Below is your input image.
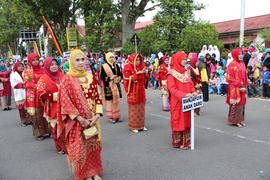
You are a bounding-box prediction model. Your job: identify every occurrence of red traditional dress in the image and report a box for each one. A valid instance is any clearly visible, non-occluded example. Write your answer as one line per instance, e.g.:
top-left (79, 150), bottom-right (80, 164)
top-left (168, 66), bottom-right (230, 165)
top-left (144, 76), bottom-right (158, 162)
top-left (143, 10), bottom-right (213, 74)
top-left (23, 53), bottom-right (50, 137)
top-left (58, 49), bottom-right (103, 180)
top-left (37, 57), bottom-right (65, 152)
top-left (167, 52), bottom-right (195, 148)
top-left (123, 53), bottom-right (147, 131)
top-left (0, 59), bottom-right (12, 110)
top-left (189, 53), bottom-right (202, 115)
top-left (10, 62), bottom-right (31, 125)
top-left (226, 49), bottom-right (248, 126)
top-left (159, 56), bottom-right (170, 111)
top-left (100, 52), bottom-right (122, 122)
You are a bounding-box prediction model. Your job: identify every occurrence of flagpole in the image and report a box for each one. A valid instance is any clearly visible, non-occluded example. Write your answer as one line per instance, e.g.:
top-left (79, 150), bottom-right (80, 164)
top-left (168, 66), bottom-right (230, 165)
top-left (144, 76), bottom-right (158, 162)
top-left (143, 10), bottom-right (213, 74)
top-left (239, 0), bottom-right (246, 47)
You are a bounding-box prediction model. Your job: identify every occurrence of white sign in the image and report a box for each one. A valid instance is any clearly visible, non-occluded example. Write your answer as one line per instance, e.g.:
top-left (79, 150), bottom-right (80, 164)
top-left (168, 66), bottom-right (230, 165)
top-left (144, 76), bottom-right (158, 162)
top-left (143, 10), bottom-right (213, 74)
top-left (182, 94), bottom-right (203, 112)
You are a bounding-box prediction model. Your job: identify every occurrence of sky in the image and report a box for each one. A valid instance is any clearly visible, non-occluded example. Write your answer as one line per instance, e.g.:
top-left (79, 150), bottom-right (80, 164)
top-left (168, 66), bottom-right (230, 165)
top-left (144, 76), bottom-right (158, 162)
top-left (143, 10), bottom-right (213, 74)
top-left (78, 0), bottom-right (270, 25)
top-left (137, 0), bottom-right (270, 23)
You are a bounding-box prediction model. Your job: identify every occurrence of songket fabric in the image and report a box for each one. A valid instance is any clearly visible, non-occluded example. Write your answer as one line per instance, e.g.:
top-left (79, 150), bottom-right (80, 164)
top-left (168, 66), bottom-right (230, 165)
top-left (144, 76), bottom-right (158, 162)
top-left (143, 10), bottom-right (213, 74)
top-left (123, 53), bottom-right (146, 130)
top-left (0, 69), bottom-right (12, 108)
top-left (24, 53), bottom-right (50, 136)
top-left (159, 56), bottom-right (170, 111)
top-left (226, 49), bottom-right (248, 125)
top-left (167, 52), bottom-right (195, 148)
top-left (10, 63), bottom-right (31, 124)
top-left (36, 57), bottom-right (65, 151)
top-left (58, 49), bottom-right (103, 180)
top-left (100, 53), bottom-right (122, 120)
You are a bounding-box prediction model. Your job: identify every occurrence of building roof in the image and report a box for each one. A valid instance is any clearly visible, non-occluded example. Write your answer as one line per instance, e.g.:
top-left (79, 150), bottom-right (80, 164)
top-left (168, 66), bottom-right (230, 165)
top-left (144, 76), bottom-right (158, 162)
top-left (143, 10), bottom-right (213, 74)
top-left (134, 20), bottom-right (154, 31)
top-left (213, 14), bottom-right (270, 34)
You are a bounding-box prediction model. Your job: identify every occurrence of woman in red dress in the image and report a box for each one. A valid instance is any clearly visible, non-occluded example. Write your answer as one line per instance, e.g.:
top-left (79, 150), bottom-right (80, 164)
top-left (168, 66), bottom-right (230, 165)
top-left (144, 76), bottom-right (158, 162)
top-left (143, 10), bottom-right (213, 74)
top-left (123, 53), bottom-right (147, 133)
top-left (226, 49), bottom-right (248, 128)
top-left (159, 56), bottom-right (170, 111)
top-left (24, 53), bottom-right (50, 140)
top-left (10, 62), bottom-right (32, 126)
top-left (36, 57), bottom-right (65, 154)
top-left (0, 59), bottom-right (12, 110)
top-left (167, 51), bottom-right (197, 149)
top-left (58, 49), bottom-right (103, 180)
top-left (189, 53), bottom-right (202, 116)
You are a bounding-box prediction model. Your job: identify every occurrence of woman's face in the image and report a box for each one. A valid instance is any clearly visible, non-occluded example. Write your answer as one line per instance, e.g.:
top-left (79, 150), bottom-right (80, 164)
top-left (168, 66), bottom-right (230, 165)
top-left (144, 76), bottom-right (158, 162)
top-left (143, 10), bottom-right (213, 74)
top-left (50, 60), bottom-right (59, 73)
top-left (17, 64), bottom-right (24, 72)
top-left (135, 59), bottom-right (141, 67)
top-left (74, 53), bottom-right (86, 71)
top-left (109, 56), bottom-right (115, 63)
top-left (238, 52), bottom-right (243, 61)
top-left (0, 61), bottom-right (4, 66)
top-left (181, 58), bottom-right (187, 66)
top-left (164, 58), bottom-right (169, 64)
top-left (32, 57), bottom-right (39, 66)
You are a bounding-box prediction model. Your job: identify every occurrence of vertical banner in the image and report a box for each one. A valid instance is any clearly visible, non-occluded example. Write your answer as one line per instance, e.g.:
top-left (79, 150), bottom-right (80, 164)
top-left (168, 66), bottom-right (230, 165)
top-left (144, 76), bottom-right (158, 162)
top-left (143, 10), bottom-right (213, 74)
top-left (33, 41), bottom-right (41, 57)
top-left (42, 16), bottom-right (63, 57)
top-left (66, 27), bottom-right (78, 50)
top-left (8, 45), bottom-right (14, 57)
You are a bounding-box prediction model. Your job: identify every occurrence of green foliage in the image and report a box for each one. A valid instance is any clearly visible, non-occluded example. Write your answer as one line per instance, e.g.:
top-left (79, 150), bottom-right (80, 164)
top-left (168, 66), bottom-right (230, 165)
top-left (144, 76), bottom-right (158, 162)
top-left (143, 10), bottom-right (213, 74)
top-left (0, 0), bottom-right (39, 52)
top-left (82, 0), bottom-right (121, 52)
top-left (235, 37), bottom-right (251, 48)
top-left (154, 0), bottom-right (204, 51)
top-left (261, 28), bottom-right (270, 41)
top-left (180, 23), bottom-right (223, 53)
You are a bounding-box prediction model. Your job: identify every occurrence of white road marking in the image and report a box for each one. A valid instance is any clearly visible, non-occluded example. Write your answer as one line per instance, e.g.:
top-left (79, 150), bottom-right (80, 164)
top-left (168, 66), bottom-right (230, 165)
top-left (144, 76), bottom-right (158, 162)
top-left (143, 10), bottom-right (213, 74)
top-left (150, 113), bottom-right (270, 146)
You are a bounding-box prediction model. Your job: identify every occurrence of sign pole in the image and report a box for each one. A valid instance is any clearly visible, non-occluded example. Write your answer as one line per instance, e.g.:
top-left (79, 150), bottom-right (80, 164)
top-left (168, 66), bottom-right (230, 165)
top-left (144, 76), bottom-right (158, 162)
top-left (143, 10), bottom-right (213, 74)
top-left (135, 35), bottom-right (138, 53)
top-left (191, 109), bottom-right (195, 150)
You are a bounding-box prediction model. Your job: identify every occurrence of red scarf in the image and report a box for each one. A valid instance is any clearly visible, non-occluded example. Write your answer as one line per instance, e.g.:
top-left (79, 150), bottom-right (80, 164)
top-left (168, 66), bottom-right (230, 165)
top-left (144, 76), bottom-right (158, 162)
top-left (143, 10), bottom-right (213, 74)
top-left (171, 52), bottom-right (187, 73)
top-left (127, 53), bottom-right (145, 72)
top-left (43, 57), bottom-right (63, 84)
top-left (13, 62), bottom-right (23, 78)
top-left (27, 53), bottom-right (44, 75)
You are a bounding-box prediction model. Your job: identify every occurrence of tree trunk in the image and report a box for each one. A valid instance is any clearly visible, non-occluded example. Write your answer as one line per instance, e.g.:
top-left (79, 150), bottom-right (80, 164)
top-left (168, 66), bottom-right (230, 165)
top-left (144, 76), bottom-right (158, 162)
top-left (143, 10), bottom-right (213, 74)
top-left (121, 0), bottom-right (135, 47)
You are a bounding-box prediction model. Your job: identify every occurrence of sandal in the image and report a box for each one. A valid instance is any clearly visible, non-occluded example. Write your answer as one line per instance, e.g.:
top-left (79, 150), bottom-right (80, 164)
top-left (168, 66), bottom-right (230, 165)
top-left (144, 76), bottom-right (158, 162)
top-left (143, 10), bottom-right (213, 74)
top-left (36, 136), bottom-right (45, 141)
top-left (236, 123), bottom-right (244, 128)
top-left (57, 150), bottom-right (66, 155)
top-left (93, 175), bottom-right (102, 180)
top-left (240, 122), bottom-right (246, 127)
top-left (180, 145), bottom-right (190, 150)
top-left (21, 123), bottom-right (27, 127)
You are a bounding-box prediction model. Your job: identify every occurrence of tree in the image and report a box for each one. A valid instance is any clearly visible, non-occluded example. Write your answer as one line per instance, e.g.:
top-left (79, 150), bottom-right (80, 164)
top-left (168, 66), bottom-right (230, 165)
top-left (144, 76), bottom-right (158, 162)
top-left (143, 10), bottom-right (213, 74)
top-left (120, 0), bottom-right (160, 46)
top-left (154, 0), bottom-right (204, 51)
top-left (81, 0), bottom-right (121, 52)
top-left (180, 23), bottom-right (223, 53)
top-left (0, 0), bottom-right (38, 55)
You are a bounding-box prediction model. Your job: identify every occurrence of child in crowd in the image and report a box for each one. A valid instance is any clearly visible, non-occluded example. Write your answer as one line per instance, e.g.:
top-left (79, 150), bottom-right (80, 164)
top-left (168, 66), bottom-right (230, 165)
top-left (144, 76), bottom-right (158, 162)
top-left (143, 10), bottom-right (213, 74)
top-left (253, 63), bottom-right (261, 97)
top-left (262, 65), bottom-right (270, 98)
top-left (209, 73), bottom-right (219, 94)
top-left (247, 66), bottom-right (254, 97)
top-left (219, 73), bottom-right (228, 96)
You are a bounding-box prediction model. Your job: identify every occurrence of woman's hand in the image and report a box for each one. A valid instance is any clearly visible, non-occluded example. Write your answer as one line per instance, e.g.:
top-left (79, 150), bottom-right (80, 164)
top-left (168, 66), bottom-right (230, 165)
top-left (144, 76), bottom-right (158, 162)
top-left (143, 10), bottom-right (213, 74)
top-left (77, 116), bottom-right (90, 128)
top-left (89, 114), bottom-right (100, 127)
top-left (186, 93), bottom-right (193, 97)
top-left (192, 92), bottom-right (198, 96)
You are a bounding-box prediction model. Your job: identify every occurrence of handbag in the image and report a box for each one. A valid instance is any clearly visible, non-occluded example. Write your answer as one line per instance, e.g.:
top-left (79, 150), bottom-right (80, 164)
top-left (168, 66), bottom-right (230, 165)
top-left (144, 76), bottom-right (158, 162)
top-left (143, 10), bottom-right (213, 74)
top-left (83, 126), bottom-right (98, 139)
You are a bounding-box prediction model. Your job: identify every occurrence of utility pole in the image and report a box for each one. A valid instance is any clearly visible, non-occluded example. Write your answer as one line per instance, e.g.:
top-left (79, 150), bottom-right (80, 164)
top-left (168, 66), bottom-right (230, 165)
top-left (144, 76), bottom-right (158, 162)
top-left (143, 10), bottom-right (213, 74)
top-left (239, 0), bottom-right (246, 47)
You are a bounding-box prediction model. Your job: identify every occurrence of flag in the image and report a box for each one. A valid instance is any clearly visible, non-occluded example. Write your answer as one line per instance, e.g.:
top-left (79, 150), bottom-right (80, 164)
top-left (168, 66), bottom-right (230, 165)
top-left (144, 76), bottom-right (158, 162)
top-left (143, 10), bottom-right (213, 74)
top-left (33, 41), bottom-right (41, 57)
top-left (42, 16), bottom-right (63, 57)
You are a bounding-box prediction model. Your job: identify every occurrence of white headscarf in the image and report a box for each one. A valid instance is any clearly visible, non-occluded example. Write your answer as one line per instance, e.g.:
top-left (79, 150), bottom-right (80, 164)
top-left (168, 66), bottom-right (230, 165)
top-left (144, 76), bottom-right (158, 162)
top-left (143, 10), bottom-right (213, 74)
top-left (226, 53), bottom-right (233, 67)
top-left (213, 45), bottom-right (220, 61)
top-left (199, 45), bottom-right (208, 57)
top-left (208, 45), bottom-right (213, 55)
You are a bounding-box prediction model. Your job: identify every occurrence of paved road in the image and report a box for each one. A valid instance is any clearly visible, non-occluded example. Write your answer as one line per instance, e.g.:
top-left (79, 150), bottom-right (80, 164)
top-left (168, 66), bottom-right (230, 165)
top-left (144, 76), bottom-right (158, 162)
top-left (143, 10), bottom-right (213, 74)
top-left (0, 89), bottom-right (270, 180)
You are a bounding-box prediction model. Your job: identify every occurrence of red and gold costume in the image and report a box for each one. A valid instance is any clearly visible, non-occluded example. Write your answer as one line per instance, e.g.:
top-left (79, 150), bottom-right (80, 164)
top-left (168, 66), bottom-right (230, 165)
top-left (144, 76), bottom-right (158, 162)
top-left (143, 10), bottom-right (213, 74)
top-left (23, 53), bottom-right (50, 137)
top-left (159, 56), bottom-right (170, 111)
top-left (167, 52), bottom-right (195, 148)
top-left (58, 50), bottom-right (103, 180)
top-left (226, 49), bottom-right (248, 125)
top-left (36, 57), bottom-right (65, 152)
top-left (123, 53), bottom-right (146, 130)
